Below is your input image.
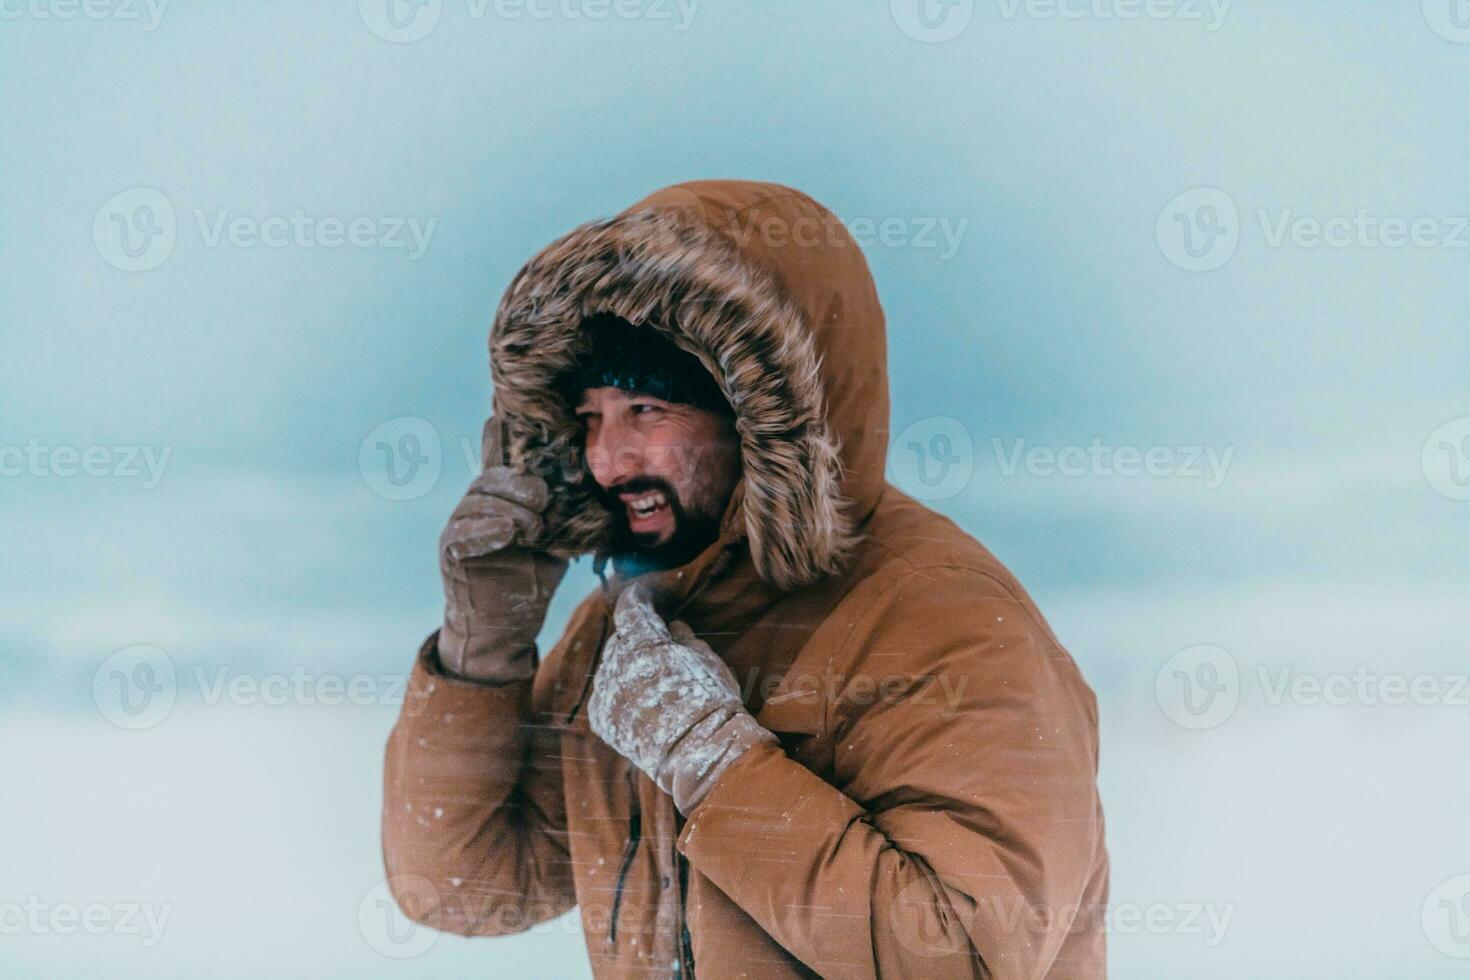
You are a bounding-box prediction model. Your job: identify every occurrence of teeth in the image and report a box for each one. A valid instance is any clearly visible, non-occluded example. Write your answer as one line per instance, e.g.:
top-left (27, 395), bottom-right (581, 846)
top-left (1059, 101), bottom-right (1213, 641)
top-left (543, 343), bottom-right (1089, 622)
top-left (628, 491), bottom-right (667, 516)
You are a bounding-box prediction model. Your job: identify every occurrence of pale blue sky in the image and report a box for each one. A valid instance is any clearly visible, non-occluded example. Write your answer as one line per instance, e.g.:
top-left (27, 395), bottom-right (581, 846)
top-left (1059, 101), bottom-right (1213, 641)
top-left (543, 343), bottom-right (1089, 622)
top-left (3, 3), bottom-right (1469, 976)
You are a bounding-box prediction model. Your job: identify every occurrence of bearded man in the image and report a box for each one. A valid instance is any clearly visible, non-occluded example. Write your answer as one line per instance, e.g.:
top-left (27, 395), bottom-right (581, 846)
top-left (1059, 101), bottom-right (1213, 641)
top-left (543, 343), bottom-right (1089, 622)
top-left (382, 180), bottom-right (1109, 979)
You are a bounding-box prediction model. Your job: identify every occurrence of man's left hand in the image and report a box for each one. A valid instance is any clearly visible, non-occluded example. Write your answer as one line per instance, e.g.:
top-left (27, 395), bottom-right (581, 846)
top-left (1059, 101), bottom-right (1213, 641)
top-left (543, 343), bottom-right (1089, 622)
top-left (588, 584), bottom-right (777, 814)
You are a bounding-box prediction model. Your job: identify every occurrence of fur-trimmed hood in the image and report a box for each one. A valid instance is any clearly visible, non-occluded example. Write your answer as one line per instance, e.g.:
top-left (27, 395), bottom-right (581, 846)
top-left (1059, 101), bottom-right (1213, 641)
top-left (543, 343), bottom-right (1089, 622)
top-left (394, 185), bottom-right (1108, 979)
top-left (489, 180), bottom-right (891, 591)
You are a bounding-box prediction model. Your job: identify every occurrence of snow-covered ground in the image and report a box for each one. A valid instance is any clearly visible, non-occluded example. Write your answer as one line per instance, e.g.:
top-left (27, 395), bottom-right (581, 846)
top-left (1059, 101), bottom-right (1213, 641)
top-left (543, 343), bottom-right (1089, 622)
top-left (4, 584), bottom-right (1467, 978)
top-left (0, 704), bottom-right (592, 979)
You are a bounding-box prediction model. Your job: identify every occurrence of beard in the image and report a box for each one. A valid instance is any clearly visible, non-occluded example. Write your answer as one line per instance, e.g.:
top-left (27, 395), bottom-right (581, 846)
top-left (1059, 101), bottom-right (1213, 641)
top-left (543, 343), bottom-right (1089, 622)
top-left (592, 474), bottom-right (725, 578)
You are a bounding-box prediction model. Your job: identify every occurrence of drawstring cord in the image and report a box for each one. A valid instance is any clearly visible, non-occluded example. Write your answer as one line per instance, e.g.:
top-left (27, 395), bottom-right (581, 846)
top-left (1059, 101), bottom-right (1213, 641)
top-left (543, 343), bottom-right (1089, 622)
top-left (593, 551), bottom-right (611, 593)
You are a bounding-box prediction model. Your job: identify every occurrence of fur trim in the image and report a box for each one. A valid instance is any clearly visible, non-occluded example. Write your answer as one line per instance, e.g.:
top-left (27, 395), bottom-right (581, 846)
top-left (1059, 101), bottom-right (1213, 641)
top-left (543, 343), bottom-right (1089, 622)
top-left (489, 207), bottom-right (856, 591)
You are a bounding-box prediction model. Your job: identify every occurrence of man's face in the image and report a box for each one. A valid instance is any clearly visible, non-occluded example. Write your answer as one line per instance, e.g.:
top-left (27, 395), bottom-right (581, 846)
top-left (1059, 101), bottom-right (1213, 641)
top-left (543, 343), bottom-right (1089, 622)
top-left (575, 386), bottom-right (741, 569)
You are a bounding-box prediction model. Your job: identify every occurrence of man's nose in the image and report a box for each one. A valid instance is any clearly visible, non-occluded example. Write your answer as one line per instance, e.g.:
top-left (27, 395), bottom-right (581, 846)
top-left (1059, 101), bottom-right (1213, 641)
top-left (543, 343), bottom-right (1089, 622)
top-left (587, 418), bottom-right (645, 488)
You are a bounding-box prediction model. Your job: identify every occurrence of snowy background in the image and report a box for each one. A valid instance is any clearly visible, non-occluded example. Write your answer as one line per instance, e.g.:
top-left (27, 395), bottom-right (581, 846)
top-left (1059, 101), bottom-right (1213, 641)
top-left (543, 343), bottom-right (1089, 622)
top-left (4, 2), bottom-right (1470, 976)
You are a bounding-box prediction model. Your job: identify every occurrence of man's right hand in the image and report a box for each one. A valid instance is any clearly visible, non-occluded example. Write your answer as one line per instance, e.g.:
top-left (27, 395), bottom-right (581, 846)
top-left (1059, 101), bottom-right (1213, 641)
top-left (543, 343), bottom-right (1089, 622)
top-left (437, 419), bottom-right (569, 683)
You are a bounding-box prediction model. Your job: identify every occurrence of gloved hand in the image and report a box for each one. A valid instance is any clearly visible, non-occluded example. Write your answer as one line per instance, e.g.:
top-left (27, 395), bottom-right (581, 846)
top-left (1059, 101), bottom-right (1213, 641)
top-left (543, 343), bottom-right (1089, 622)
top-left (437, 418), bottom-right (568, 683)
top-left (588, 583), bottom-right (777, 814)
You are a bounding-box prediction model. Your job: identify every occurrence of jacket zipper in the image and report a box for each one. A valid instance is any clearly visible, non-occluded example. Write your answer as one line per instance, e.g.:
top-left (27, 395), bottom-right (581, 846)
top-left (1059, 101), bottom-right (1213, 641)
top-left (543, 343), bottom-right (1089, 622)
top-left (596, 549), bottom-right (730, 971)
top-left (607, 768), bottom-right (641, 947)
top-left (675, 850), bottom-right (694, 977)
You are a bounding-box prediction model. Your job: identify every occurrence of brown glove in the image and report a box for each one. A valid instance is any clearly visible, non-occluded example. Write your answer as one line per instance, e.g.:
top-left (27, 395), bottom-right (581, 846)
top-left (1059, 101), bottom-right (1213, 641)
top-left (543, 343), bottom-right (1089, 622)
top-left (587, 584), bottom-right (777, 814)
top-left (437, 418), bottom-right (568, 683)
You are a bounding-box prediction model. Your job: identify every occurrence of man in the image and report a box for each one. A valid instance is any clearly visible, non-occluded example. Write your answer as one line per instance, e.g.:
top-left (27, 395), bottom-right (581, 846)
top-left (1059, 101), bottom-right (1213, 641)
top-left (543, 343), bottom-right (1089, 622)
top-left (382, 180), bottom-right (1109, 978)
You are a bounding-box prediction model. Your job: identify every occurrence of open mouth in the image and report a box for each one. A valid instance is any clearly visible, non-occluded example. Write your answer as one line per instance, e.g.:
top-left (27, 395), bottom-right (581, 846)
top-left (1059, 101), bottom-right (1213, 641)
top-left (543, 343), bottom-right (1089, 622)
top-left (621, 488), bottom-right (673, 531)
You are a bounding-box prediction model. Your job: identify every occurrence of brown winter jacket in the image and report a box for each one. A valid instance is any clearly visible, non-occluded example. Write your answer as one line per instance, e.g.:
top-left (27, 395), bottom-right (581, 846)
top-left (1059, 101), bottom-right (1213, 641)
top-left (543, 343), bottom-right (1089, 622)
top-left (382, 180), bottom-right (1108, 979)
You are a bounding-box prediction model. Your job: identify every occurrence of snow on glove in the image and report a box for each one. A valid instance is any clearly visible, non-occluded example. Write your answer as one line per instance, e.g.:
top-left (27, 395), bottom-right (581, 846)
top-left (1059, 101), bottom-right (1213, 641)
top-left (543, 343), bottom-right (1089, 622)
top-left (588, 583), bottom-right (777, 814)
top-left (437, 417), bottom-right (568, 683)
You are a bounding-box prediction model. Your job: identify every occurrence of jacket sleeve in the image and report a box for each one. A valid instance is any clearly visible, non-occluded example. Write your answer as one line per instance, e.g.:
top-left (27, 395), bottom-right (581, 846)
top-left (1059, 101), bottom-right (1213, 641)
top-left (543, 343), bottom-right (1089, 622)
top-left (381, 628), bottom-right (576, 937)
top-left (676, 566), bottom-right (1107, 980)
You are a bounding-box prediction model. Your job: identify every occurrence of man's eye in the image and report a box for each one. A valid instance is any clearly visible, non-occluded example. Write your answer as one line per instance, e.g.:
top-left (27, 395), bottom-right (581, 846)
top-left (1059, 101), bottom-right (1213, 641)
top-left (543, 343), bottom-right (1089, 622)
top-left (631, 403), bottom-right (664, 416)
